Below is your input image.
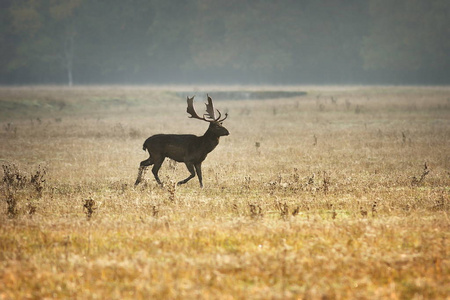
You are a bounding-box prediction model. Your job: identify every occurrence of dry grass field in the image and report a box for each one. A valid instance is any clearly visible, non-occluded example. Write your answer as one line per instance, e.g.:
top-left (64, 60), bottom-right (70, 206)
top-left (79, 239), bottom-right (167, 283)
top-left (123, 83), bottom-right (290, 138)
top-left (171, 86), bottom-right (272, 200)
top-left (0, 85), bottom-right (449, 299)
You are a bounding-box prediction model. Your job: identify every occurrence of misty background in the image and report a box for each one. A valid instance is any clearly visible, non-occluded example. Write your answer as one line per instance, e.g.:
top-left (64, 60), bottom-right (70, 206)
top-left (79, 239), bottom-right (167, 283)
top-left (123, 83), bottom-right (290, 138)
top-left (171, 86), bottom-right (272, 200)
top-left (0, 0), bottom-right (449, 85)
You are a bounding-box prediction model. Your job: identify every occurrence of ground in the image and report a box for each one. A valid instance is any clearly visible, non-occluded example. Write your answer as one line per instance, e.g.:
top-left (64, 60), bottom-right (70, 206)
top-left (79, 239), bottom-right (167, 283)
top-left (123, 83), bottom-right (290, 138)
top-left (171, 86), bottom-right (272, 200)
top-left (0, 85), bottom-right (449, 299)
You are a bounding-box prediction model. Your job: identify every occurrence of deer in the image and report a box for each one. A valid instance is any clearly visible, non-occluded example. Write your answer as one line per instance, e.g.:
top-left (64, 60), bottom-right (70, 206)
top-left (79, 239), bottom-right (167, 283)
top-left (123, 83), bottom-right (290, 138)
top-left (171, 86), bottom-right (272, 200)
top-left (134, 95), bottom-right (229, 188)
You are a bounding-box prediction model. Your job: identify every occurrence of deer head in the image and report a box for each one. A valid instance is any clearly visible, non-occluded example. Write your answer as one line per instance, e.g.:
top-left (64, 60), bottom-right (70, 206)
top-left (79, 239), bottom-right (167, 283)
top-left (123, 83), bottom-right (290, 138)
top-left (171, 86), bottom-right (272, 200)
top-left (187, 95), bottom-right (229, 137)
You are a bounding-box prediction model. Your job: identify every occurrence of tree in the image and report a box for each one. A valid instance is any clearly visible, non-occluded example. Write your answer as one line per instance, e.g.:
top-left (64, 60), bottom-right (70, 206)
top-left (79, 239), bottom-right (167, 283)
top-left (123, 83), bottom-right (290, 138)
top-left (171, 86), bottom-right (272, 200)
top-left (1, 0), bottom-right (448, 84)
top-left (187, 0), bottom-right (296, 82)
top-left (7, 0), bottom-right (84, 85)
top-left (362, 0), bottom-right (450, 82)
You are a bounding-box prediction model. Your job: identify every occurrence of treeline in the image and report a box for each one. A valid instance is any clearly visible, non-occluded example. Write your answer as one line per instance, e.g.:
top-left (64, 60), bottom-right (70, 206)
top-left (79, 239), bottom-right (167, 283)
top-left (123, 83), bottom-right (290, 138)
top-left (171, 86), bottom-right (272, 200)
top-left (0, 0), bottom-right (449, 85)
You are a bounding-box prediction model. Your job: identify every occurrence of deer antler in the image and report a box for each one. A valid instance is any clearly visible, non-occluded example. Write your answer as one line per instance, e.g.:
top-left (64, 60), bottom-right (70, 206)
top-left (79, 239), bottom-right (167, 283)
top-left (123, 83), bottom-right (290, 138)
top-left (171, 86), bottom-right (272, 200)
top-left (205, 94), bottom-right (216, 120)
top-left (218, 111), bottom-right (228, 122)
top-left (187, 96), bottom-right (206, 121)
top-left (187, 95), bottom-right (227, 122)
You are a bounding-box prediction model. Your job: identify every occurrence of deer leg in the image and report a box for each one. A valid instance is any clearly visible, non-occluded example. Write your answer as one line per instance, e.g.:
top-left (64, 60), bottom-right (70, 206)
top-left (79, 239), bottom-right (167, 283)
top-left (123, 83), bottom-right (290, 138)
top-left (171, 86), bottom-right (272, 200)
top-left (135, 167), bottom-right (145, 186)
top-left (194, 163), bottom-right (203, 188)
top-left (177, 163), bottom-right (196, 186)
top-left (135, 157), bottom-right (154, 186)
top-left (151, 157), bottom-right (164, 186)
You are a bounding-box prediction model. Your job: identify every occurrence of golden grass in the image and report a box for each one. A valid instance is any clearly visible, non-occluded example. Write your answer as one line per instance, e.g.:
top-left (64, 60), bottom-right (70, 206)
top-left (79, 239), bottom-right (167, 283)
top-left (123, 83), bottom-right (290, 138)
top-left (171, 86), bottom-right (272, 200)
top-left (0, 85), bottom-right (449, 299)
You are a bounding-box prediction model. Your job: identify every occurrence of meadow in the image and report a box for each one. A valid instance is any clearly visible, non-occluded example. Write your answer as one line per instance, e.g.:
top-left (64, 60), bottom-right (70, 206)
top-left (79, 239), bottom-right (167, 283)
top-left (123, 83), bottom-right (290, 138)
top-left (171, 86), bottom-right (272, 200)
top-left (0, 85), bottom-right (449, 299)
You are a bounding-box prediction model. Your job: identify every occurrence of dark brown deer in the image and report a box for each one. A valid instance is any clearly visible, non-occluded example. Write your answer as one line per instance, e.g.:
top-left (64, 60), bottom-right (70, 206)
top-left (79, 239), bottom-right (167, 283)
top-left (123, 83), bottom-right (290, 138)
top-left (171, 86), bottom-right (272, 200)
top-left (135, 95), bottom-right (229, 187)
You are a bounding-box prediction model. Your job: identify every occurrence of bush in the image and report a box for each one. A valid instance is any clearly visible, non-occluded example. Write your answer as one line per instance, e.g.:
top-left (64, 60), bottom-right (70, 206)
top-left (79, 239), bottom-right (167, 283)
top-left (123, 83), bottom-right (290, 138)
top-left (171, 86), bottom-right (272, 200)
top-left (1, 164), bottom-right (46, 218)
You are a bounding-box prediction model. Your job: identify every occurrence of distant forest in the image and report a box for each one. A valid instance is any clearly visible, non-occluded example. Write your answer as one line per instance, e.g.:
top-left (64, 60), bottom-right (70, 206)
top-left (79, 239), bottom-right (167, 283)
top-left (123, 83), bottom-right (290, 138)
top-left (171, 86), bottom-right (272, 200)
top-left (1, 0), bottom-right (449, 85)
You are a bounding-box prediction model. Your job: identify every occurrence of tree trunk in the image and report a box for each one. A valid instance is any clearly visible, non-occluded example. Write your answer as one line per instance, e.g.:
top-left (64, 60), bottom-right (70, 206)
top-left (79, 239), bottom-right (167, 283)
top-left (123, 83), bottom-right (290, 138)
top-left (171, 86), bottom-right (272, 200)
top-left (64, 34), bottom-right (75, 86)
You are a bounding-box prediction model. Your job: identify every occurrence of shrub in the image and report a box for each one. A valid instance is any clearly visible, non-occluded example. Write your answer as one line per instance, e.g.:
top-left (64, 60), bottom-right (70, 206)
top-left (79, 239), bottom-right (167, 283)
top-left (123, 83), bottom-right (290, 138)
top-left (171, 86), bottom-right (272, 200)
top-left (1, 163), bottom-right (46, 218)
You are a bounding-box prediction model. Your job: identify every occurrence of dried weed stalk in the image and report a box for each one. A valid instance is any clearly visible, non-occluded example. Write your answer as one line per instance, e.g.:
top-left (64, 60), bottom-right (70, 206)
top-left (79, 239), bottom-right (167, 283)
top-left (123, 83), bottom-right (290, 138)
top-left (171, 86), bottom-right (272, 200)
top-left (1, 163), bottom-right (46, 218)
top-left (411, 162), bottom-right (430, 186)
top-left (4, 122), bottom-right (17, 135)
top-left (322, 171), bottom-right (330, 194)
top-left (328, 203), bottom-right (337, 219)
top-left (152, 205), bottom-right (160, 218)
top-left (275, 201), bottom-right (289, 220)
top-left (249, 203), bottom-right (263, 219)
top-left (360, 206), bottom-right (368, 217)
top-left (83, 198), bottom-right (97, 220)
top-left (371, 201), bottom-right (378, 217)
top-left (167, 182), bottom-right (176, 202)
top-left (431, 193), bottom-right (447, 211)
top-left (292, 206), bottom-right (300, 217)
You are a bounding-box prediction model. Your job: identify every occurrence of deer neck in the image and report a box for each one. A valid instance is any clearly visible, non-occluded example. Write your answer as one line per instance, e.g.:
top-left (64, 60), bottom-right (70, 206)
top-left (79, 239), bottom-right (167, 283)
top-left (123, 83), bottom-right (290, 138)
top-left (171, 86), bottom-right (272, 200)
top-left (202, 130), bottom-right (220, 152)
